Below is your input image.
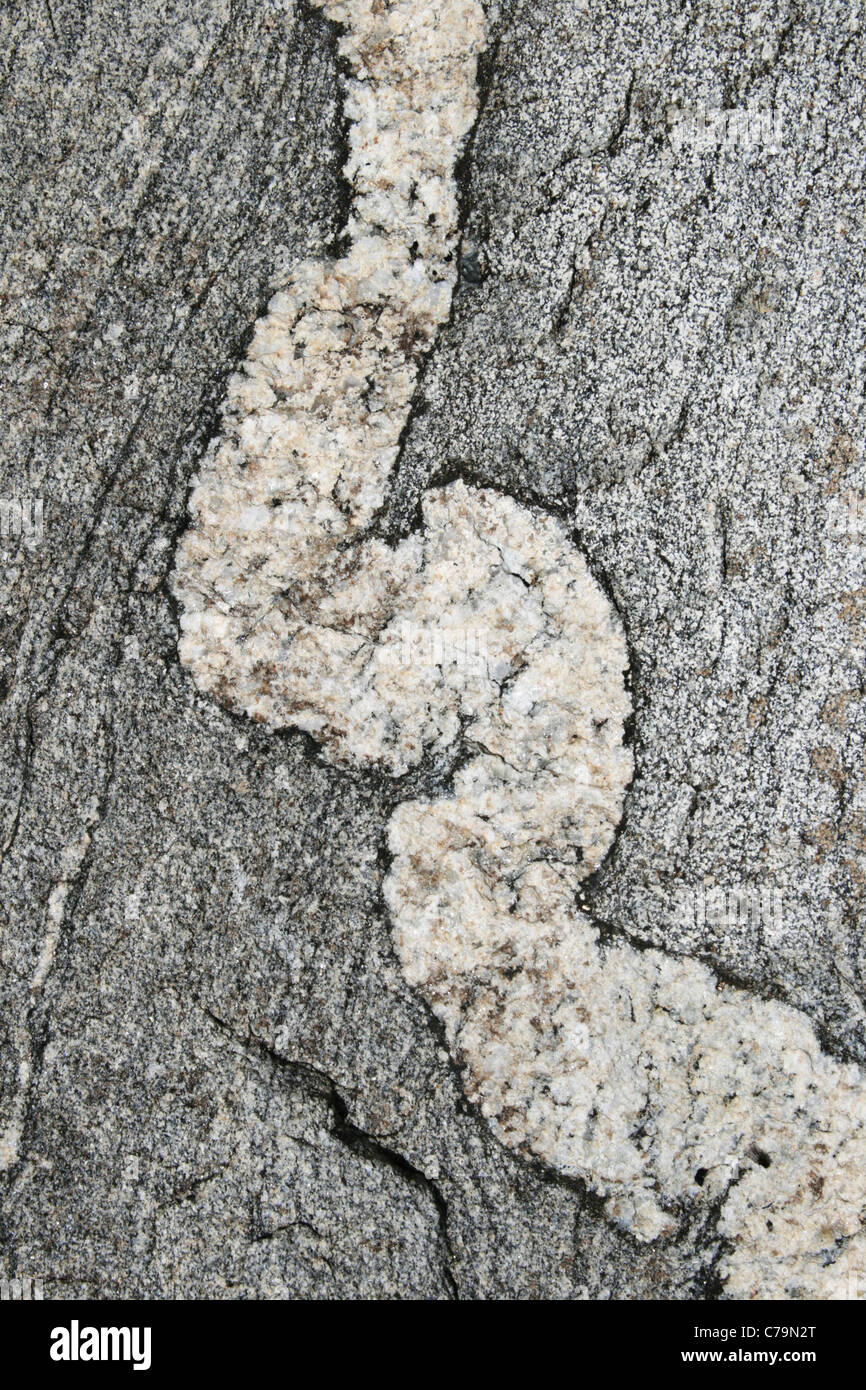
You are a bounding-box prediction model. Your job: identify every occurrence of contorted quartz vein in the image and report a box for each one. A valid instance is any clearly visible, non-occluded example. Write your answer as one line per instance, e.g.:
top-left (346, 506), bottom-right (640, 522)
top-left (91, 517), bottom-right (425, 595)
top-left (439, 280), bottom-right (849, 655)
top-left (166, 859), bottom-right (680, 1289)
top-left (174, 0), bottom-right (866, 1297)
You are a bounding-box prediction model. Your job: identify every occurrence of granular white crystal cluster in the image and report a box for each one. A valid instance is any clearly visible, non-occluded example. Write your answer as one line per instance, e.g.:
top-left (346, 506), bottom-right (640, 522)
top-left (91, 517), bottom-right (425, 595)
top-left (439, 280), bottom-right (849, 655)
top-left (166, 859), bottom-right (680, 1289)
top-left (174, 0), bottom-right (866, 1298)
top-left (392, 824), bottom-right (866, 1294)
top-left (176, 0), bottom-right (487, 739)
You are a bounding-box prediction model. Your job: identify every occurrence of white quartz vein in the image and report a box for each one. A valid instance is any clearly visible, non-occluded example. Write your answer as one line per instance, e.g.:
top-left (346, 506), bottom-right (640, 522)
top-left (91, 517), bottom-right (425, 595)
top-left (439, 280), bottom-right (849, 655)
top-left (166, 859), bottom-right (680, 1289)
top-left (173, 0), bottom-right (866, 1297)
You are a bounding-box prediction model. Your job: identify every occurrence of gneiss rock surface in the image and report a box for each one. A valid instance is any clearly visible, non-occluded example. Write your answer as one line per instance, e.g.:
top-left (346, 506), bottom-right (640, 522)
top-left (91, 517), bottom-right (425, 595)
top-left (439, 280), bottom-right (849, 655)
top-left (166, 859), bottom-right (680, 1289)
top-left (175, 0), bottom-right (866, 1297)
top-left (1, 0), bottom-right (865, 1300)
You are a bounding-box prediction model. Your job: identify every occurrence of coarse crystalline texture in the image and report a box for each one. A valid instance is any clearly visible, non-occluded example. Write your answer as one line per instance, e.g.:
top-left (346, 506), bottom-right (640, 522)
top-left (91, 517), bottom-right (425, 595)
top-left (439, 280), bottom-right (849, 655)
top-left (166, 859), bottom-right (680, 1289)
top-left (173, 0), bottom-right (866, 1298)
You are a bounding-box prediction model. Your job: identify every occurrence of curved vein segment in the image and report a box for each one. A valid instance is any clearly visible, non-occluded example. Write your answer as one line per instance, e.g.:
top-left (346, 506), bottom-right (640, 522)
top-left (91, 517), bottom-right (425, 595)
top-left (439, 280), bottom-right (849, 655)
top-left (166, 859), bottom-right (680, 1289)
top-left (174, 0), bottom-right (866, 1298)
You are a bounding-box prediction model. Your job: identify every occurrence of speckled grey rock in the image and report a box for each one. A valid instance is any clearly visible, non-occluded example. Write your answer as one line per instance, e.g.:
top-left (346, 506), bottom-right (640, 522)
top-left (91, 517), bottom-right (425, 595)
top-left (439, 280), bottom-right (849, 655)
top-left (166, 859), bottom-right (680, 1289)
top-left (1, 0), bottom-right (863, 1299)
top-left (395, 0), bottom-right (866, 1063)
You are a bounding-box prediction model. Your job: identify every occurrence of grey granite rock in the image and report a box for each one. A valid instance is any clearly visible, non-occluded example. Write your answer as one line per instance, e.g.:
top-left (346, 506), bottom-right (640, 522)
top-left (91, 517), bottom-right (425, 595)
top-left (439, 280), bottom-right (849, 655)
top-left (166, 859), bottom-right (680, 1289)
top-left (396, 0), bottom-right (866, 1062)
top-left (1, 0), bottom-right (864, 1299)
